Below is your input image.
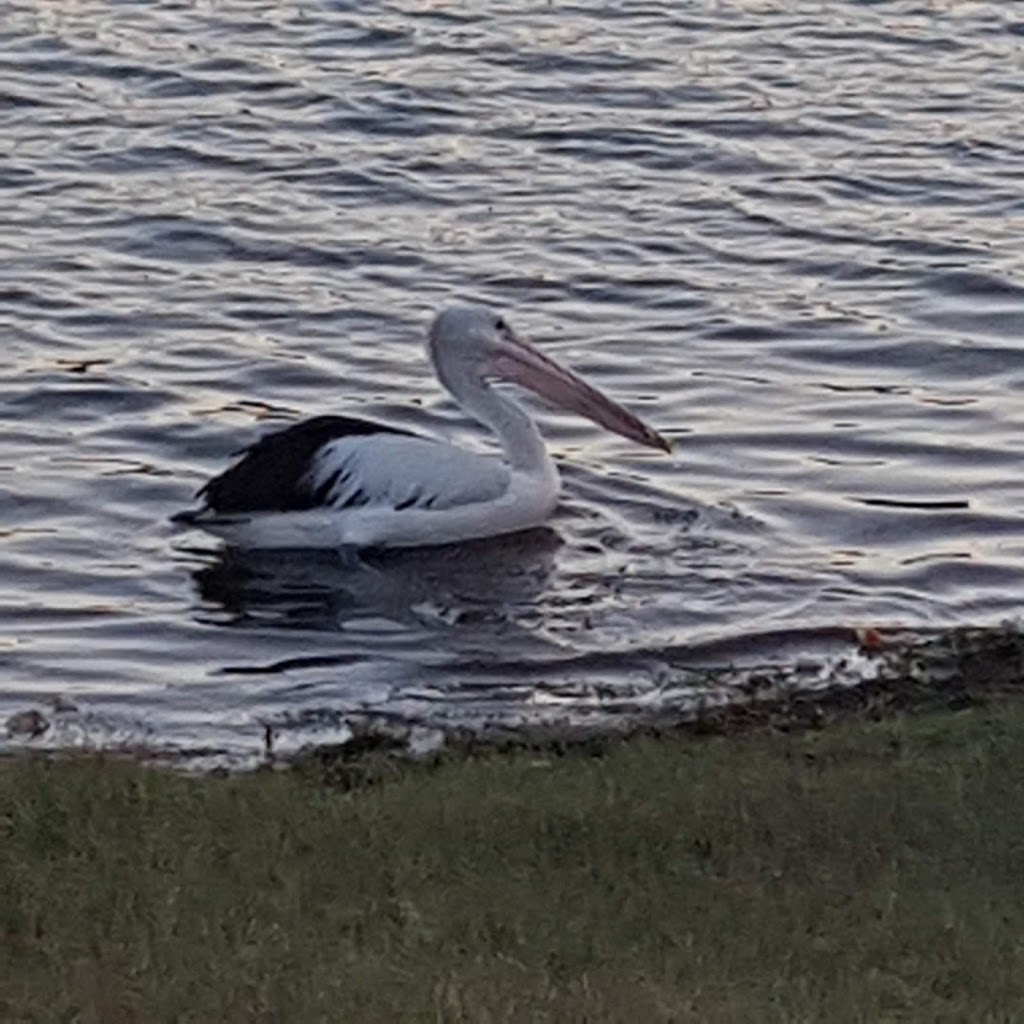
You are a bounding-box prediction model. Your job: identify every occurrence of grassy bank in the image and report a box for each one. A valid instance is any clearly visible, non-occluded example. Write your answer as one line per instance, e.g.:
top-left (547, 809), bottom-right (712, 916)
top-left (3, 702), bottom-right (1024, 1023)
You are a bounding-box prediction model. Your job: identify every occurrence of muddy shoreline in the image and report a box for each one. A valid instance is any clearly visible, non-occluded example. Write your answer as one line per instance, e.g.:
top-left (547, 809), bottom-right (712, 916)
top-left (6, 624), bottom-right (1023, 779)
top-left (285, 625), bottom-right (1024, 787)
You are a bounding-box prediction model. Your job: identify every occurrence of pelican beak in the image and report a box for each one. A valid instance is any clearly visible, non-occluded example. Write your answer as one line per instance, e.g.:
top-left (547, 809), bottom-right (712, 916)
top-left (491, 334), bottom-right (672, 453)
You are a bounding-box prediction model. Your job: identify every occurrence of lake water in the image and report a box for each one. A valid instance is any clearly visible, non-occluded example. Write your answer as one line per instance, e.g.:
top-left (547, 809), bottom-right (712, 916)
top-left (2, 1), bottom-right (1022, 765)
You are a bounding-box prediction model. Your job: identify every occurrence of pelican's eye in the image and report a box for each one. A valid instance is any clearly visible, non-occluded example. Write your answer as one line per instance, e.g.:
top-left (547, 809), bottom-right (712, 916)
top-left (495, 317), bottom-right (508, 333)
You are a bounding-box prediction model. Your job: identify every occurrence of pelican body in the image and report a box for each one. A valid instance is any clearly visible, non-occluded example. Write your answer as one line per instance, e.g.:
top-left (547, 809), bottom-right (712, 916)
top-left (175, 305), bottom-right (670, 549)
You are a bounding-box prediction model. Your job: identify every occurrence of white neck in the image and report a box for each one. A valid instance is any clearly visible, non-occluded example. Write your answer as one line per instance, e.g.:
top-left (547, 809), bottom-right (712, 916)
top-left (462, 380), bottom-right (551, 472)
top-left (434, 352), bottom-right (553, 475)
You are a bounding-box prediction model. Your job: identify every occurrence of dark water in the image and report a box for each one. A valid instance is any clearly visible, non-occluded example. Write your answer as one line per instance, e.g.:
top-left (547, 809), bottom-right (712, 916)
top-left (2, 2), bottom-right (1022, 764)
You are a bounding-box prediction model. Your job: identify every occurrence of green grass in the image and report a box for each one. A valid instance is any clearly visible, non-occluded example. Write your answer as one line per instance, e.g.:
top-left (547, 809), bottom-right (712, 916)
top-left (3, 702), bottom-right (1024, 1022)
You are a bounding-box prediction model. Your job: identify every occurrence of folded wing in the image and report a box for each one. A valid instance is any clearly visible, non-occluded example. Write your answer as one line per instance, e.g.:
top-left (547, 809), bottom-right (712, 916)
top-left (180, 414), bottom-right (509, 522)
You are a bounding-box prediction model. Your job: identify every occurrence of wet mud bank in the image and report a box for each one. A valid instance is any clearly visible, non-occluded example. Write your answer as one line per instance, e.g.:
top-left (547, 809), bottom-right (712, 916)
top-left (6, 624), bottom-right (1023, 778)
top-left (287, 625), bottom-right (1024, 786)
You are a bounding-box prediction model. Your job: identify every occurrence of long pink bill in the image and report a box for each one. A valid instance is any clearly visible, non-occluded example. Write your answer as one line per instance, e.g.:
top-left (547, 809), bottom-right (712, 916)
top-left (492, 336), bottom-right (672, 453)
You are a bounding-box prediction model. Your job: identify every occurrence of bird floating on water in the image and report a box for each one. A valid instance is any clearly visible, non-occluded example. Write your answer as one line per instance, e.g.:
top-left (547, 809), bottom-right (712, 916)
top-left (174, 304), bottom-right (670, 549)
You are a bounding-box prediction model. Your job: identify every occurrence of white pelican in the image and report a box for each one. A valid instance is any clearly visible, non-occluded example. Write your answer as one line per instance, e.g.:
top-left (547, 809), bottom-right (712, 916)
top-left (175, 304), bottom-right (670, 549)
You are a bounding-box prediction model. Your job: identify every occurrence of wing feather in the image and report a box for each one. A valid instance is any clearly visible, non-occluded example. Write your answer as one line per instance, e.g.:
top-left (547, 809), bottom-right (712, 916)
top-left (192, 415), bottom-right (413, 515)
top-left (307, 435), bottom-right (508, 512)
top-left (181, 414), bottom-right (509, 521)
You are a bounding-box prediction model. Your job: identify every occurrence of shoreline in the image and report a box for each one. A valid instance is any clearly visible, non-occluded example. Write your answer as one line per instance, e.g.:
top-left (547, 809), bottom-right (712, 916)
top-left (4, 623), bottom-right (1022, 784)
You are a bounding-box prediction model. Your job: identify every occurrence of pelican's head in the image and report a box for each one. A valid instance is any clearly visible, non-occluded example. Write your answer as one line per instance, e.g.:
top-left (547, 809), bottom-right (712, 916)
top-left (428, 304), bottom-right (671, 452)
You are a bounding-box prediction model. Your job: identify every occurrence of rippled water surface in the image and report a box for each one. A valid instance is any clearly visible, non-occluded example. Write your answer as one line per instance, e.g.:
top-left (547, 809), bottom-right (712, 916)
top-left (2, 1), bottom-right (1022, 763)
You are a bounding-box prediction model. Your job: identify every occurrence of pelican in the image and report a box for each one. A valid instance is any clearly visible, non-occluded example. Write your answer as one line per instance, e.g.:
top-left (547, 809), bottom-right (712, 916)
top-left (174, 304), bottom-right (670, 549)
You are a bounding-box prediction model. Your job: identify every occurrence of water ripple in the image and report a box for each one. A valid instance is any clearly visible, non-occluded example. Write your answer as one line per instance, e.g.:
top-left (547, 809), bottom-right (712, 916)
top-left (1, 0), bottom-right (1022, 761)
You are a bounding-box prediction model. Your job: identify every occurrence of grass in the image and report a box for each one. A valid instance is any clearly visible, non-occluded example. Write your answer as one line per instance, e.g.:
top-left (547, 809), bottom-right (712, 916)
top-left (2, 701), bottom-right (1024, 1022)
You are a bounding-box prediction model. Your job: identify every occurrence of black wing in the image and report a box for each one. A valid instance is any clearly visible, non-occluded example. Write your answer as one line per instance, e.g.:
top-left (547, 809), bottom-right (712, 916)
top-left (183, 414), bottom-right (415, 516)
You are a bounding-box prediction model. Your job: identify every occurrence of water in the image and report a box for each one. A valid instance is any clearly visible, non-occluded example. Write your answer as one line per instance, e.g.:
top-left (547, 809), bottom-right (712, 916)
top-left (2, 1), bottom-right (1022, 764)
